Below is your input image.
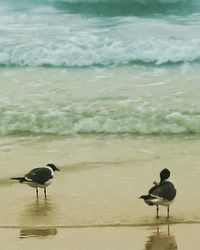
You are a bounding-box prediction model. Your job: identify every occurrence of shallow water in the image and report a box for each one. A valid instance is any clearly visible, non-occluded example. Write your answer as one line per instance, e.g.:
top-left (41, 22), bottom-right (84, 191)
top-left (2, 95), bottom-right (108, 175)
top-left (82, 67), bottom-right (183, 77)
top-left (1, 65), bottom-right (200, 135)
top-left (0, 135), bottom-right (200, 227)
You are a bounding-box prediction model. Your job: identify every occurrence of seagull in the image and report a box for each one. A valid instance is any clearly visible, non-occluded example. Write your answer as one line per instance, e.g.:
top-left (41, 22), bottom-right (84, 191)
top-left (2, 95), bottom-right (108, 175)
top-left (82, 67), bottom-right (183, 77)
top-left (140, 168), bottom-right (176, 218)
top-left (11, 163), bottom-right (60, 198)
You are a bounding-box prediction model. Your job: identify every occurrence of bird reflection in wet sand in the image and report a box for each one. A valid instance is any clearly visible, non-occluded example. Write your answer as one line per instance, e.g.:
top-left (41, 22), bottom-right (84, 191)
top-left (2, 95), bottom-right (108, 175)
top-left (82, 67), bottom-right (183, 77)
top-left (20, 227), bottom-right (57, 239)
top-left (145, 224), bottom-right (177, 250)
top-left (20, 198), bottom-right (57, 238)
top-left (25, 198), bottom-right (55, 219)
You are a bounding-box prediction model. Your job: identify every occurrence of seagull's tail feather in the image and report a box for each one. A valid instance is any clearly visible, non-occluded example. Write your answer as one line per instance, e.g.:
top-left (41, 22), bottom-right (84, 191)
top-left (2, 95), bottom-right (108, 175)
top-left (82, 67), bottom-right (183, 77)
top-left (11, 177), bottom-right (26, 183)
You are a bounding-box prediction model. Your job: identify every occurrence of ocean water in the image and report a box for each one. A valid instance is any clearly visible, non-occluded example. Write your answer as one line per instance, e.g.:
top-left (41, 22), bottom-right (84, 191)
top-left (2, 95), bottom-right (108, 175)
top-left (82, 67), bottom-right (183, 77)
top-left (1, 0), bottom-right (200, 236)
top-left (0, 0), bottom-right (200, 136)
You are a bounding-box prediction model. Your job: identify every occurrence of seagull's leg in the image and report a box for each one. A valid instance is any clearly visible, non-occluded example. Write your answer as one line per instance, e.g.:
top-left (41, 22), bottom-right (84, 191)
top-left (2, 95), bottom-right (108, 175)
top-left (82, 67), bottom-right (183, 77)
top-left (156, 205), bottom-right (159, 219)
top-left (44, 187), bottom-right (47, 199)
top-left (36, 187), bottom-right (39, 199)
top-left (167, 205), bottom-right (170, 218)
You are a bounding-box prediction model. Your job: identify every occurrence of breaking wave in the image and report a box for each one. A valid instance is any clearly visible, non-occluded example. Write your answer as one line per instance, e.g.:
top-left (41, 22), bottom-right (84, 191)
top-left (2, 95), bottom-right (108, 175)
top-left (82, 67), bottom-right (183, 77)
top-left (0, 0), bottom-right (200, 67)
top-left (1, 103), bottom-right (200, 135)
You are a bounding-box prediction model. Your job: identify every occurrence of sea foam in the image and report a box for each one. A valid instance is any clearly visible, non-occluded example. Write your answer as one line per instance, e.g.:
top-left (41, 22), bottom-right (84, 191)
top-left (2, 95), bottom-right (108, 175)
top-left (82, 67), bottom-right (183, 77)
top-left (0, 37), bottom-right (200, 67)
top-left (0, 0), bottom-right (200, 66)
top-left (0, 103), bottom-right (200, 135)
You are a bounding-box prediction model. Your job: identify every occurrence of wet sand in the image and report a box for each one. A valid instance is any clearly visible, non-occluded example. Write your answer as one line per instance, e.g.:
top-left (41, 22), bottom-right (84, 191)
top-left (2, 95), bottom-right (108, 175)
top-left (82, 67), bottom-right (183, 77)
top-left (0, 224), bottom-right (200, 250)
top-left (0, 135), bottom-right (200, 248)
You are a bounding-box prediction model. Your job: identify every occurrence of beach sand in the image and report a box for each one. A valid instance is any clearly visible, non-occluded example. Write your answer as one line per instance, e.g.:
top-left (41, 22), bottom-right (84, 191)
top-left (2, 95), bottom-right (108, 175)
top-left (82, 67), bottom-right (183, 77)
top-left (0, 135), bottom-right (200, 249)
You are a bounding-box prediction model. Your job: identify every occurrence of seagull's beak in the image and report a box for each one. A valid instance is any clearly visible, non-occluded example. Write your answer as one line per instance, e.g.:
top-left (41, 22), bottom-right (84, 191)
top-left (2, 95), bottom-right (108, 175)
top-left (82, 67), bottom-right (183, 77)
top-left (55, 167), bottom-right (60, 171)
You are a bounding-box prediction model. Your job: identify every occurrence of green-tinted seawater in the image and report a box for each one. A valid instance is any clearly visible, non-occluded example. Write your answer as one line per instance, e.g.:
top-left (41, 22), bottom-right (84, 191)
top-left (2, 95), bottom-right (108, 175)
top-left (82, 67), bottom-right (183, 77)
top-left (0, 65), bottom-right (200, 136)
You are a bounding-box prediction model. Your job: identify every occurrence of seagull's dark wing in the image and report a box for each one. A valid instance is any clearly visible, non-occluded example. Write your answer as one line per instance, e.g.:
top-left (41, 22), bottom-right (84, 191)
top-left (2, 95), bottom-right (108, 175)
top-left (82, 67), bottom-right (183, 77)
top-left (25, 167), bottom-right (53, 185)
top-left (148, 184), bottom-right (158, 194)
top-left (149, 181), bottom-right (176, 201)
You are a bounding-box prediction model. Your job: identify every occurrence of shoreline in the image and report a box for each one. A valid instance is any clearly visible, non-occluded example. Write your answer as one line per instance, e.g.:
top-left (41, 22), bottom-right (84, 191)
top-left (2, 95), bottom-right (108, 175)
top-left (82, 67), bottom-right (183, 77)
top-left (1, 219), bottom-right (200, 228)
